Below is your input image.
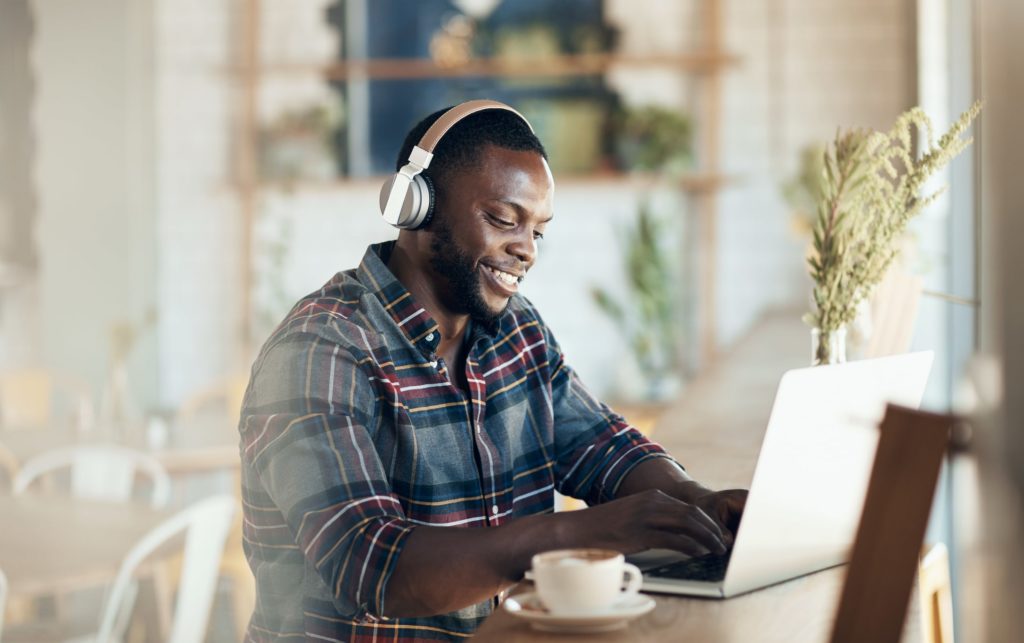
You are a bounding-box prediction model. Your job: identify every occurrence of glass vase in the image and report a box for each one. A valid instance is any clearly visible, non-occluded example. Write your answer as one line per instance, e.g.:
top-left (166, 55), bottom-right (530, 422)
top-left (812, 326), bottom-right (847, 366)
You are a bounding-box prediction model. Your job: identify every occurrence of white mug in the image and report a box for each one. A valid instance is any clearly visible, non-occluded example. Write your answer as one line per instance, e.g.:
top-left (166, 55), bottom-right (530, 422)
top-left (531, 548), bottom-right (642, 615)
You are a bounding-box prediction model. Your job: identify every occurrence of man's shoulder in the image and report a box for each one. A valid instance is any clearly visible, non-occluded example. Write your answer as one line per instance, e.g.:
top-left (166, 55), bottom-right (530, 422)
top-left (265, 270), bottom-right (383, 351)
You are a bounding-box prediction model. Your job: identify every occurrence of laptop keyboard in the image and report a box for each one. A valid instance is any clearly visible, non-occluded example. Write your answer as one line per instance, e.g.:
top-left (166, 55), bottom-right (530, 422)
top-left (647, 551), bottom-right (731, 582)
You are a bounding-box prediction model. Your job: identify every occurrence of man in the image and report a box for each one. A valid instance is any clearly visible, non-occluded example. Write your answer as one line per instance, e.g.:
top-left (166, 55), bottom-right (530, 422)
top-left (239, 101), bottom-right (746, 641)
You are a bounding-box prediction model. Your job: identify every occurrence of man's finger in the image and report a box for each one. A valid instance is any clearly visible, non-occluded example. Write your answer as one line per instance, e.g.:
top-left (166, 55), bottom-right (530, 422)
top-left (648, 532), bottom-right (708, 557)
top-left (651, 504), bottom-right (727, 554)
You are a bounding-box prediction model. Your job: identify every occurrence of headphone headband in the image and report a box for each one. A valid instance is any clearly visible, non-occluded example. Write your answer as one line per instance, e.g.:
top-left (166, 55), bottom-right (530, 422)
top-left (416, 99), bottom-right (533, 157)
top-left (380, 99), bottom-right (535, 230)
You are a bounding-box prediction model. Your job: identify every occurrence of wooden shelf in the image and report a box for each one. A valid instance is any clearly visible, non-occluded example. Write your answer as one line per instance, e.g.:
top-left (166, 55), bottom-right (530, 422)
top-left (253, 172), bottom-right (738, 195)
top-left (256, 51), bottom-right (741, 81)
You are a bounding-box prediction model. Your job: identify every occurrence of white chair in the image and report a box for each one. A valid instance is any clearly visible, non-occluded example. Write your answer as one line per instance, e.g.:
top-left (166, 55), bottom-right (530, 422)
top-left (13, 445), bottom-right (171, 508)
top-left (75, 494), bottom-right (236, 643)
top-left (1, 567), bottom-right (8, 641)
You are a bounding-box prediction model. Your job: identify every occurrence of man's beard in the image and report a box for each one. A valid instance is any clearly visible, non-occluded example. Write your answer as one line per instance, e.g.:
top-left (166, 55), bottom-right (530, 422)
top-left (429, 217), bottom-right (505, 327)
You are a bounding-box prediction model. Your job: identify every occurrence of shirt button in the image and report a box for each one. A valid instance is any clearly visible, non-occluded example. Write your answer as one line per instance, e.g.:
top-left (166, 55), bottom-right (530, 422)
top-left (492, 505), bottom-right (499, 515)
top-left (425, 332), bottom-right (435, 342)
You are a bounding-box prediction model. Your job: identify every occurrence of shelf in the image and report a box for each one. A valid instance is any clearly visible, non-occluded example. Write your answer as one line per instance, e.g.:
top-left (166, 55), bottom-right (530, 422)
top-left (253, 172), bottom-right (737, 195)
top-left (256, 51), bottom-right (741, 81)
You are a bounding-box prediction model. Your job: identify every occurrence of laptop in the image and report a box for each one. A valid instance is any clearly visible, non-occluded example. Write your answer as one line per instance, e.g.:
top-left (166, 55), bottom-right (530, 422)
top-left (630, 351), bottom-right (934, 598)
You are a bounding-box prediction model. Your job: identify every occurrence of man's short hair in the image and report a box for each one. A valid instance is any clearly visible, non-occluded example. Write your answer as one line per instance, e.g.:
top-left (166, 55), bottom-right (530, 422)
top-left (395, 105), bottom-right (548, 188)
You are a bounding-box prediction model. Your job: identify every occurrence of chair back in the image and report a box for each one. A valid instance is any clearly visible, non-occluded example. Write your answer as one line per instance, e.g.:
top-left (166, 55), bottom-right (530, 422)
top-left (176, 374), bottom-right (249, 431)
top-left (865, 268), bottom-right (924, 358)
top-left (95, 494), bottom-right (236, 643)
top-left (0, 368), bottom-right (93, 430)
top-left (13, 445), bottom-right (171, 508)
top-left (830, 405), bottom-right (952, 643)
top-left (919, 542), bottom-right (954, 643)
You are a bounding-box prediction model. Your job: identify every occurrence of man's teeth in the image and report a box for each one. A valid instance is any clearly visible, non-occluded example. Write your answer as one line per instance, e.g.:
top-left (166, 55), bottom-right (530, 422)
top-left (485, 265), bottom-right (520, 286)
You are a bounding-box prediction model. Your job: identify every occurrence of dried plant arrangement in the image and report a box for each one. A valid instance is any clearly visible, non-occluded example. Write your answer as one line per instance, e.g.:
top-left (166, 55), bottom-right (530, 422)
top-left (805, 101), bottom-right (982, 364)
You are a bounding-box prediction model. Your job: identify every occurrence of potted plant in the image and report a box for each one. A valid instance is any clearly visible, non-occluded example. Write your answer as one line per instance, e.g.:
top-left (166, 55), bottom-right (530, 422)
top-left (591, 198), bottom-right (683, 403)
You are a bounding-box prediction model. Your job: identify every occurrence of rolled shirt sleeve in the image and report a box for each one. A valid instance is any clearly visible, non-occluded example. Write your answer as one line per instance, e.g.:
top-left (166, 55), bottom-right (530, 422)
top-left (529, 306), bottom-right (682, 505)
top-left (240, 329), bottom-right (414, 621)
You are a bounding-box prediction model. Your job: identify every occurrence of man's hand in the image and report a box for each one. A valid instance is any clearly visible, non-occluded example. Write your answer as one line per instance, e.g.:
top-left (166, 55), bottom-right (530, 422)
top-left (560, 489), bottom-right (730, 556)
top-left (687, 487), bottom-right (747, 548)
top-left (614, 459), bottom-right (749, 551)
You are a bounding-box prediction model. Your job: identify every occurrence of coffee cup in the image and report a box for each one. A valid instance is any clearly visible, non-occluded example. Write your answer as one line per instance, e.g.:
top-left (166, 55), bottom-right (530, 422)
top-left (530, 548), bottom-right (642, 615)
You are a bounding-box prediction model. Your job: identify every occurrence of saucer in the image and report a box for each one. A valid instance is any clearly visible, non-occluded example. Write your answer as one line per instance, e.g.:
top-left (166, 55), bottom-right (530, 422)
top-left (502, 592), bottom-right (656, 633)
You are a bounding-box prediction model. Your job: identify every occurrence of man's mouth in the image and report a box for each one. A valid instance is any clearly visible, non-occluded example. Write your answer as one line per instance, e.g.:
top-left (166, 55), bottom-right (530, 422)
top-left (481, 264), bottom-right (524, 292)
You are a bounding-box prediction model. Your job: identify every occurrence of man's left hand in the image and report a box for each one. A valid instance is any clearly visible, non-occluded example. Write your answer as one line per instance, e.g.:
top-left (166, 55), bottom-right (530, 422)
top-left (669, 481), bottom-right (747, 548)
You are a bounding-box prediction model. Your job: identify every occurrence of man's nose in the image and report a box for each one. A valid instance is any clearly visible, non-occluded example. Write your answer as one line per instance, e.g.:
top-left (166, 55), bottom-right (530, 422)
top-left (507, 230), bottom-right (537, 266)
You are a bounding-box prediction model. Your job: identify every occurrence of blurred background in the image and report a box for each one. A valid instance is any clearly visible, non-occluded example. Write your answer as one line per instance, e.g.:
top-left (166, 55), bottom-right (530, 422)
top-left (0, 0), bottom-right (1020, 641)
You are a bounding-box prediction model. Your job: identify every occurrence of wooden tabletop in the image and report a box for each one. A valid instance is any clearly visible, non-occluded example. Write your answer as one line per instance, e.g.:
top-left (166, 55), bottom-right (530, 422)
top-left (474, 309), bottom-right (921, 642)
top-left (0, 494), bottom-right (173, 597)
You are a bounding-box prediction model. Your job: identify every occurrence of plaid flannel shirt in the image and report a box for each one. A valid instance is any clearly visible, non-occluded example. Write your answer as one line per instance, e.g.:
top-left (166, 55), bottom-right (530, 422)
top-left (239, 242), bottom-right (676, 641)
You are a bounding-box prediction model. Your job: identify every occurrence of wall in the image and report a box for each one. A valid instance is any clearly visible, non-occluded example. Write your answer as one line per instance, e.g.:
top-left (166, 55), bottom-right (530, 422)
top-left (717, 0), bottom-right (916, 347)
top-left (153, 0), bottom-right (242, 406)
top-left (28, 0), bottom-right (158, 407)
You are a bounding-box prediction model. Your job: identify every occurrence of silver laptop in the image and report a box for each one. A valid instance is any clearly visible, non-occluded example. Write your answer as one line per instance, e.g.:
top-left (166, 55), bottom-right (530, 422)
top-left (631, 351), bottom-right (934, 598)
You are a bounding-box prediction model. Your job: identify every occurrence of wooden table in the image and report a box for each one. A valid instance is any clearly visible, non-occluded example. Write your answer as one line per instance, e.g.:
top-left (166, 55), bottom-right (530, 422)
top-left (0, 494), bottom-right (172, 598)
top-left (474, 309), bottom-right (921, 642)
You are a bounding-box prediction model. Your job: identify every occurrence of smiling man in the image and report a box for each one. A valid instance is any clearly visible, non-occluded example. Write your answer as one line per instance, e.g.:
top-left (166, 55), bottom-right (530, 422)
top-left (239, 101), bottom-right (746, 642)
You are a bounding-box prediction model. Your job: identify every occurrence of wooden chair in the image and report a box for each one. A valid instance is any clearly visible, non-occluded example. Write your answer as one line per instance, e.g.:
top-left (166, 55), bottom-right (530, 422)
top-left (0, 441), bottom-right (18, 491)
top-left (865, 267), bottom-right (924, 359)
top-left (919, 542), bottom-right (954, 643)
top-left (0, 368), bottom-right (94, 431)
top-left (13, 445), bottom-right (171, 509)
top-left (174, 373), bottom-right (249, 432)
top-left (830, 405), bottom-right (953, 643)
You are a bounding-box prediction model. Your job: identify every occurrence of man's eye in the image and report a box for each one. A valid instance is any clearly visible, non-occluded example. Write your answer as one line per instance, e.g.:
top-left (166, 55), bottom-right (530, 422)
top-left (488, 214), bottom-right (514, 228)
top-left (533, 231), bottom-right (545, 240)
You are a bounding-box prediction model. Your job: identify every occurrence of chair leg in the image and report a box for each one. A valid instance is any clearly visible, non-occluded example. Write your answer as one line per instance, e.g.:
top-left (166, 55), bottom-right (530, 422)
top-left (151, 561), bottom-right (176, 639)
top-left (221, 555), bottom-right (255, 638)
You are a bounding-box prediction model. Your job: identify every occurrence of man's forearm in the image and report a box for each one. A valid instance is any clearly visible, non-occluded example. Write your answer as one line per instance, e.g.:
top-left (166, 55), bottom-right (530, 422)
top-left (615, 457), bottom-right (713, 503)
top-left (384, 475), bottom-right (734, 618)
top-left (385, 511), bottom-right (574, 618)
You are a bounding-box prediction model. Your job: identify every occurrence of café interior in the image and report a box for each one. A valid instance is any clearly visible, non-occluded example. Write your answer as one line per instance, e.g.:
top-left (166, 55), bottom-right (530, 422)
top-left (0, 0), bottom-right (1021, 641)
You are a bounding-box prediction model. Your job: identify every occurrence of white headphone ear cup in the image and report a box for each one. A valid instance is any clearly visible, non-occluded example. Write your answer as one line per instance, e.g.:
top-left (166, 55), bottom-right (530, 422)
top-left (409, 174), bottom-right (436, 230)
top-left (379, 174), bottom-right (405, 226)
top-left (379, 171), bottom-right (434, 229)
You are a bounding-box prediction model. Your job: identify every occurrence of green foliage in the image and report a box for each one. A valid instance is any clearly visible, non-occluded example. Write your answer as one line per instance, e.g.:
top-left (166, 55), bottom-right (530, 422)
top-left (805, 102), bottom-right (982, 346)
top-left (613, 105), bottom-right (693, 173)
top-left (781, 143), bottom-right (827, 234)
top-left (591, 200), bottom-right (681, 378)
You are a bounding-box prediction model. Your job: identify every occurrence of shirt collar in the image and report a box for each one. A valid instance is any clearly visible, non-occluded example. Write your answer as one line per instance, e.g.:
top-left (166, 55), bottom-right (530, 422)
top-left (357, 241), bottom-right (507, 353)
top-left (357, 241), bottom-right (441, 355)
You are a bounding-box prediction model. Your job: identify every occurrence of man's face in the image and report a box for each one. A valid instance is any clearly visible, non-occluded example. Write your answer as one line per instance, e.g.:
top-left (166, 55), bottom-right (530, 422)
top-left (427, 145), bottom-right (554, 325)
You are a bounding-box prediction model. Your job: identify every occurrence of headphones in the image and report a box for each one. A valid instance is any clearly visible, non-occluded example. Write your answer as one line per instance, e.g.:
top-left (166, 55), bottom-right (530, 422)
top-left (379, 99), bottom-right (534, 230)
